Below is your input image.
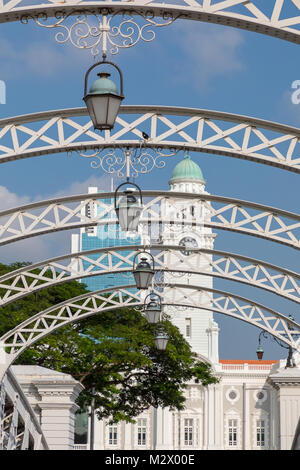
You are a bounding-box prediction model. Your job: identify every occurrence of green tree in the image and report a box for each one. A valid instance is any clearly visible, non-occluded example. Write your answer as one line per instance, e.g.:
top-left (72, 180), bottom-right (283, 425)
top-left (0, 261), bottom-right (218, 423)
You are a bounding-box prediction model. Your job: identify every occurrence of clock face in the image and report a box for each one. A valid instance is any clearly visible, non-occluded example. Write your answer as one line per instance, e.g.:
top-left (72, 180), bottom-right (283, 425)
top-left (179, 237), bottom-right (198, 256)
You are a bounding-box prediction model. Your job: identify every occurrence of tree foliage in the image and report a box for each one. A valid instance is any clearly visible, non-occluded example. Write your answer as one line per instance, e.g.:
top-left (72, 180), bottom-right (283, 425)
top-left (0, 261), bottom-right (218, 422)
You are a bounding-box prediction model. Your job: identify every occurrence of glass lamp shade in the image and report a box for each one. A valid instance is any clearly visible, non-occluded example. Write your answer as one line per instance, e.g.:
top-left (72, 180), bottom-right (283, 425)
top-left (256, 345), bottom-right (264, 360)
top-left (84, 93), bottom-right (123, 131)
top-left (134, 259), bottom-right (154, 289)
top-left (144, 301), bottom-right (161, 324)
top-left (154, 331), bottom-right (168, 351)
top-left (115, 192), bottom-right (142, 231)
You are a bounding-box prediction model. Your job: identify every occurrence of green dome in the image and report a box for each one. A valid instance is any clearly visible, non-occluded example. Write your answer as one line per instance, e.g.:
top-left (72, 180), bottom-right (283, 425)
top-left (169, 154), bottom-right (204, 184)
top-left (89, 72), bottom-right (118, 95)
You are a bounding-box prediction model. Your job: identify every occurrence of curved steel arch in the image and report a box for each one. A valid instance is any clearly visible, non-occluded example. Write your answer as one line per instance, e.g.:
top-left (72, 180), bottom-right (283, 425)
top-left (1, 106), bottom-right (300, 173)
top-left (0, 283), bottom-right (299, 380)
top-left (1, 1), bottom-right (300, 45)
top-left (0, 191), bottom-right (299, 248)
top-left (0, 245), bottom-right (299, 306)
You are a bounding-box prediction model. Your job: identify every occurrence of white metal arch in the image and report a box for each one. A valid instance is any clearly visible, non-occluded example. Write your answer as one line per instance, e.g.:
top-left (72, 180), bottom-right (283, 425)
top-left (1, 106), bottom-right (300, 173)
top-left (0, 245), bottom-right (299, 306)
top-left (0, 191), bottom-right (299, 248)
top-left (0, 283), bottom-right (299, 381)
top-left (1, 1), bottom-right (300, 45)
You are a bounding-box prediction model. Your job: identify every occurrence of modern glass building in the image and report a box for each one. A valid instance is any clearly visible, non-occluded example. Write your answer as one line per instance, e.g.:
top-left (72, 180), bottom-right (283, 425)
top-left (71, 186), bottom-right (140, 292)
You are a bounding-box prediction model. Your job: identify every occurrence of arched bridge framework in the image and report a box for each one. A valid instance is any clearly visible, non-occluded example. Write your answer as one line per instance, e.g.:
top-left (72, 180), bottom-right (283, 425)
top-left (0, 245), bottom-right (299, 306)
top-left (1, 0), bottom-right (300, 45)
top-left (1, 0), bottom-right (300, 451)
top-left (0, 191), bottom-right (299, 249)
top-left (0, 283), bottom-right (299, 381)
top-left (1, 107), bottom-right (300, 173)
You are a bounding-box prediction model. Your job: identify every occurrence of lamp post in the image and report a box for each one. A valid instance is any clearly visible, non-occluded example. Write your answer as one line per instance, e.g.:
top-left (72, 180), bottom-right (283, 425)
top-left (89, 384), bottom-right (95, 451)
top-left (256, 320), bottom-right (296, 368)
top-left (133, 251), bottom-right (155, 290)
top-left (154, 330), bottom-right (169, 351)
top-left (83, 55), bottom-right (124, 131)
top-left (143, 293), bottom-right (162, 324)
top-left (114, 181), bottom-right (143, 232)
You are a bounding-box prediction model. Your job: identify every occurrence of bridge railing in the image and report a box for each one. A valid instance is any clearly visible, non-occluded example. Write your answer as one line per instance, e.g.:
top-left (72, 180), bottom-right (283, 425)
top-left (0, 369), bottom-right (49, 450)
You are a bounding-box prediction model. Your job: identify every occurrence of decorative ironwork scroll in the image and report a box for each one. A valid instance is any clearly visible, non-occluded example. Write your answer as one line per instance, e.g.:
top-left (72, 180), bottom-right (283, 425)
top-left (78, 146), bottom-right (179, 178)
top-left (21, 10), bottom-right (181, 56)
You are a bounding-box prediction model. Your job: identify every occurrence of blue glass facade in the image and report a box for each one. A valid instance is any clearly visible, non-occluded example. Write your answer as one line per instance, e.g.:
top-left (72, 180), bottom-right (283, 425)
top-left (81, 194), bottom-right (140, 292)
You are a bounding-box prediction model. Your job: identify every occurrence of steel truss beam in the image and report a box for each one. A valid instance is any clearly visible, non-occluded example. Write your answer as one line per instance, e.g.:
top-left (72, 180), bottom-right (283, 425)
top-left (0, 191), bottom-right (299, 249)
top-left (0, 245), bottom-right (299, 306)
top-left (0, 1), bottom-right (300, 44)
top-left (1, 106), bottom-right (300, 172)
top-left (0, 370), bottom-right (48, 450)
top-left (0, 284), bottom-right (299, 378)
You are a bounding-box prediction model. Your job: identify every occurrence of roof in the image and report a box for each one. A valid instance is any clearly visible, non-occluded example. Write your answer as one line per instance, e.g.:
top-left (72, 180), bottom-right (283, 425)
top-left (219, 359), bottom-right (278, 365)
top-left (169, 154), bottom-right (204, 183)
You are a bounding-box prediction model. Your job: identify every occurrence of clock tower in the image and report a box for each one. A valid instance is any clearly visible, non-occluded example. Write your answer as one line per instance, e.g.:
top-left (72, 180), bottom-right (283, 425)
top-left (161, 154), bottom-right (219, 364)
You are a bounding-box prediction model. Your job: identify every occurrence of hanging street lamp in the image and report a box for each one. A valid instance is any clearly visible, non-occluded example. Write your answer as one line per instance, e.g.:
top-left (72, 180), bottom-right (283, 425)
top-left (133, 251), bottom-right (155, 290)
top-left (114, 181), bottom-right (143, 232)
top-left (83, 56), bottom-right (124, 131)
top-left (143, 293), bottom-right (162, 324)
top-left (154, 330), bottom-right (169, 351)
top-left (256, 324), bottom-right (296, 368)
top-left (256, 343), bottom-right (264, 361)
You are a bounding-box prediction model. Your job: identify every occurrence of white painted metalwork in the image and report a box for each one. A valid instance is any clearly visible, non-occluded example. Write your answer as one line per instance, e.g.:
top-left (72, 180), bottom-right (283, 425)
top-left (79, 146), bottom-right (179, 179)
top-left (0, 284), bottom-right (299, 379)
top-left (1, 1), bottom-right (300, 45)
top-left (1, 106), bottom-right (300, 172)
top-left (22, 10), bottom-right (180, 56)
top-left (0, 191), bottom-right (299, 248)
top-left (0, 245), bottom-right (299, 306)
top-left (0, 370), bottom-right (48, 450)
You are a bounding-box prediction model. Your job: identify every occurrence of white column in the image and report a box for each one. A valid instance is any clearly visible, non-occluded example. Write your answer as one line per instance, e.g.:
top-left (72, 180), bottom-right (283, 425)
top-left (163, 408), bottom-right (173, 449)
top-left (155, 407), bottom-right (173, 450)
top-left (93, 414), bottom-right (102, 449)
top-left (214, 385), bottom-right (222, 449)
top-left (71, 234), bottom-right (79, 253)
top-left (12, 367), bottom-right (83, 450)
top-left (38, 403), bottom-right (79, 450)
top-left (124, 422), bottom-right (132, 450)
top-left (268, 367), bottom-right (300, 450)
top-left (206, 321), bottom-right (220, 365)
top-left (203, 387), bottom-right (208, 449)
top-left (206, 384), bottom-right (218, 449)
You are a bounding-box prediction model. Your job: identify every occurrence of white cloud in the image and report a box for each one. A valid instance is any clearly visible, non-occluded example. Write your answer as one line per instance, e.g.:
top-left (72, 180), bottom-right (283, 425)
top-left (277, 88), bottom-right (300, 126)
top-left (172, 22), bottom-right (244, 90)
top-left (0, 35), bottom-right (90, 79)
top-left (47, 173), bottom-right (117, 199)
top-left (0, 185), bottom-right (30, 210)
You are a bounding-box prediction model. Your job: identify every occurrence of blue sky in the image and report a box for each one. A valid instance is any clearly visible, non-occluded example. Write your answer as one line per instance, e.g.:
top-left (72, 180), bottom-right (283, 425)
top-left (0, 13), bottom-right (299, 360)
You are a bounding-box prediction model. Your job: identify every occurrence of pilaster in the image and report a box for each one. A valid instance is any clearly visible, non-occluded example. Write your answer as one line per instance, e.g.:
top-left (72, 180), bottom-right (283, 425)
top-left (267, 366), bottom-right (300, 450)
top-left (12, 366), bottom-right (83, 450)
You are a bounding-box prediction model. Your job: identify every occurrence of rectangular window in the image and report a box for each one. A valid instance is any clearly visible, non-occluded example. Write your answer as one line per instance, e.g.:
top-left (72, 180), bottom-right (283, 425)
top-left (137, 418), bottom-right (147, 446)
top-left (108, 426), bottom-right (118, 445)
top-left (228, 419), bottom-right (238, 447)
top-left (256, 420), bottom-right (265, 447)
top-left (184, 418), bottom-right (194, 446)
top-left (185, 318), bottom-right (191, 338)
